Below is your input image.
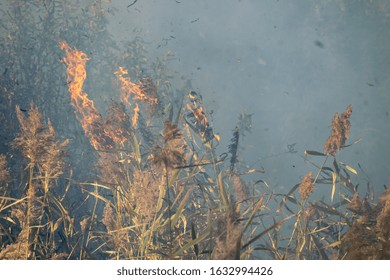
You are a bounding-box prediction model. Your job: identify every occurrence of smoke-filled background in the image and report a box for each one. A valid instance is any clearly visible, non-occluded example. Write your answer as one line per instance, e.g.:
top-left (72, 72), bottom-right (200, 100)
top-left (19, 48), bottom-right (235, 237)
top-left (108, 0), bottom-right (390, 193)
top-left (1, 0), bottom-right (389, 193)
top-left (0, 0), bottom-right (390, 260)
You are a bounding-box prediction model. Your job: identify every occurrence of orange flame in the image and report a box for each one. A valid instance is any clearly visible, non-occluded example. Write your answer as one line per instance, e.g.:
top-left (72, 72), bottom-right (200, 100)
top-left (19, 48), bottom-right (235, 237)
top-left (132, 103), bottom-right (139, 128)
top-left (114, 67), bottom-right (158, 105)
top-left (185, 91), bottom-right (215, 143)
top-left (114, 66), bottom-right (146, 105)
top-left (61, 41), bottom-right (112, 150)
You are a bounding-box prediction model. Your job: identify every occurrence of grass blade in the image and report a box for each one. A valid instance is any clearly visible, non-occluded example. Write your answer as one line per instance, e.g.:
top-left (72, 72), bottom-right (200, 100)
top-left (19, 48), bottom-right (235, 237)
top-left (242, 215), bottom-right (294, 250)
top-left (331, 172), bottom-right (337, 202)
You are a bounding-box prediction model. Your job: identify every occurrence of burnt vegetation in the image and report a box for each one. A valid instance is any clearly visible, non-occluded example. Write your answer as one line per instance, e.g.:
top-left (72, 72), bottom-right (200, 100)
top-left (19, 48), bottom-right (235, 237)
top-left (0, 1), bottom-right (389, 260)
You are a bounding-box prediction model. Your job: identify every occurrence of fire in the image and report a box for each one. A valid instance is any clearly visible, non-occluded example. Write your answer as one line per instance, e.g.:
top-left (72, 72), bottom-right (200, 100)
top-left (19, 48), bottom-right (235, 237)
top-left (61, 42), bottom-right (158, 149)
top-left (114, 66), bottom-right (159, 129)
top-left (185, 91), bottom-right (215, 143)
top-left (132, 103), bottom-right (139, 128)
top-left (60, 41), bottom-right (112, 150)
top-left (114, 67), bottom-right (158, 105)
top-left (114, 66), bottom-right (147, 105)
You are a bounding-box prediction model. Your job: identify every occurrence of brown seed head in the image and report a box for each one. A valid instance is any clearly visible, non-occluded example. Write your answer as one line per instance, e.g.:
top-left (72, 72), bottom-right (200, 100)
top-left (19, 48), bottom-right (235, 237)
top-left (151, 121), bottom-right (186, 169)
top-left (299, 172), bottom-right (314, 201)
top-left (324, 104), bottom-right (352, 156)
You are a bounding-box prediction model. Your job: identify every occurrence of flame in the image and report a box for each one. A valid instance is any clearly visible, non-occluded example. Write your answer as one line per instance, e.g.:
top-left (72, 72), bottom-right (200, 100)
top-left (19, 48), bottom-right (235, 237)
top-left (114, 66), bottom-right (146, 105)
top-left (60, 41), bottom-right (112, 150)
top-left (114, 66), bottom-right (159, 129)
top-left (114, 67), bottom-right (158, 105)
top-left (187, 105), bottom-right (208, 128)
top-left (185, 91), bottom-right (215, 143)
top-left (132, 103), bottom-right (139, 128)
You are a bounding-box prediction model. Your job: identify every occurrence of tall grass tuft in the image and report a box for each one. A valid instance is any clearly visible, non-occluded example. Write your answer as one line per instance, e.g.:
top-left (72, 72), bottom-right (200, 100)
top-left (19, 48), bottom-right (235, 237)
top-left (0, 103), bottom-right (70, 259)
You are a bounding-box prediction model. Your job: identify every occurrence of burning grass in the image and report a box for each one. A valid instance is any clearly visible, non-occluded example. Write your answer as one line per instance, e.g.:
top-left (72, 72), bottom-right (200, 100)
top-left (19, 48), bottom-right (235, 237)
top-left (0, 42), bottom-right (388, 260)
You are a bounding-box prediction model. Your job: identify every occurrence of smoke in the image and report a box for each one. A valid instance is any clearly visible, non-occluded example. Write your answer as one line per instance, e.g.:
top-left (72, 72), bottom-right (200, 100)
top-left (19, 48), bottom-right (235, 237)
top-left (105, 0), bottom-right (390, 194)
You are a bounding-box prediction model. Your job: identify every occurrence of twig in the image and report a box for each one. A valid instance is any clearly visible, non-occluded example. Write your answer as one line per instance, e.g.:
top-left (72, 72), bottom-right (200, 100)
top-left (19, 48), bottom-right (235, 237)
top-left (127, 0), bottom-right (138, 8)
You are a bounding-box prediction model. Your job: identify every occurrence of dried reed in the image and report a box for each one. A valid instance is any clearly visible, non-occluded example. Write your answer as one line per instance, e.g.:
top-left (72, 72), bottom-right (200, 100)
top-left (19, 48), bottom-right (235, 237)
top-left (132, 169), bottom-right (161, 223)
top-left (231, 173), bottom-right (249, 205)
top-left (340, 188), bottom-right (390, 259)
top-left (211, 201), bottom-right (242, 260)
top-left (324, 104), bottom-right (352, 156)
top-left (102, 202), bottom-right (130, 258)
top-left (4, 103), bottom-right (69, 259)
top-left (151, 121), bottom-right (186, 169)
top-left (299, 172), bottom-right (314, 201)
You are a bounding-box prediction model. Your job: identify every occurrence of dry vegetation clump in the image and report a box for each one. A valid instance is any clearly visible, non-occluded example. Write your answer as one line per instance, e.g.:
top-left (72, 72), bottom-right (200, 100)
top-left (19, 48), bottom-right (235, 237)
top-left (0, 229), bottom-right (29, 260)
top-left (377, 188), bottom-right (390, 239)
top-left (273, 104), bottom-right (388, 260)
top-left (101, 202), bottom-right (131, 259)
top-left (340, 188), bottom-right (390, 259)
top-left (0, 154), bottom-right (9, 194)
top-left (0, 103), bottom-right (70, 260)
top-left (0, 203), bottom-right (28, 260)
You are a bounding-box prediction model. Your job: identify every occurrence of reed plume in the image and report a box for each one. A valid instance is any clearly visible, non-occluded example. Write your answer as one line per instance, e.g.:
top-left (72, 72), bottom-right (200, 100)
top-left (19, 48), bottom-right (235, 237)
top-left (132, 169), bottom-right (162, 223)
top-left (150, 121), bottom-right (186, 255)
top-left (9, 103), bottom-right (68, 259)
top-left (13, 103), bottom-right (68, 180)
top-left (102, 202), bottom-right (130, 258)
top-left (211, 201), bottom-right (242, 260)
top-left (231, 173), bottom-right (249, 205)
top-left (299, 172), bottom-right (314, 201)
top-left (324, 104), bottom-right (352, 156)
top-left (151, 121), bottom-right (186, 169)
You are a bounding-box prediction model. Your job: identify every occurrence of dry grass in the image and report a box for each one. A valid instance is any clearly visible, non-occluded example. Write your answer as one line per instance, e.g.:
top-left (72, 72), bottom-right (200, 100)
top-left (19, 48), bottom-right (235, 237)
top-left (0, 154), bottom-right (9, 195)
top-left (1, 103), bottom-right (71, 259)
top-left (340, 188), bottom-right (390, 259)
